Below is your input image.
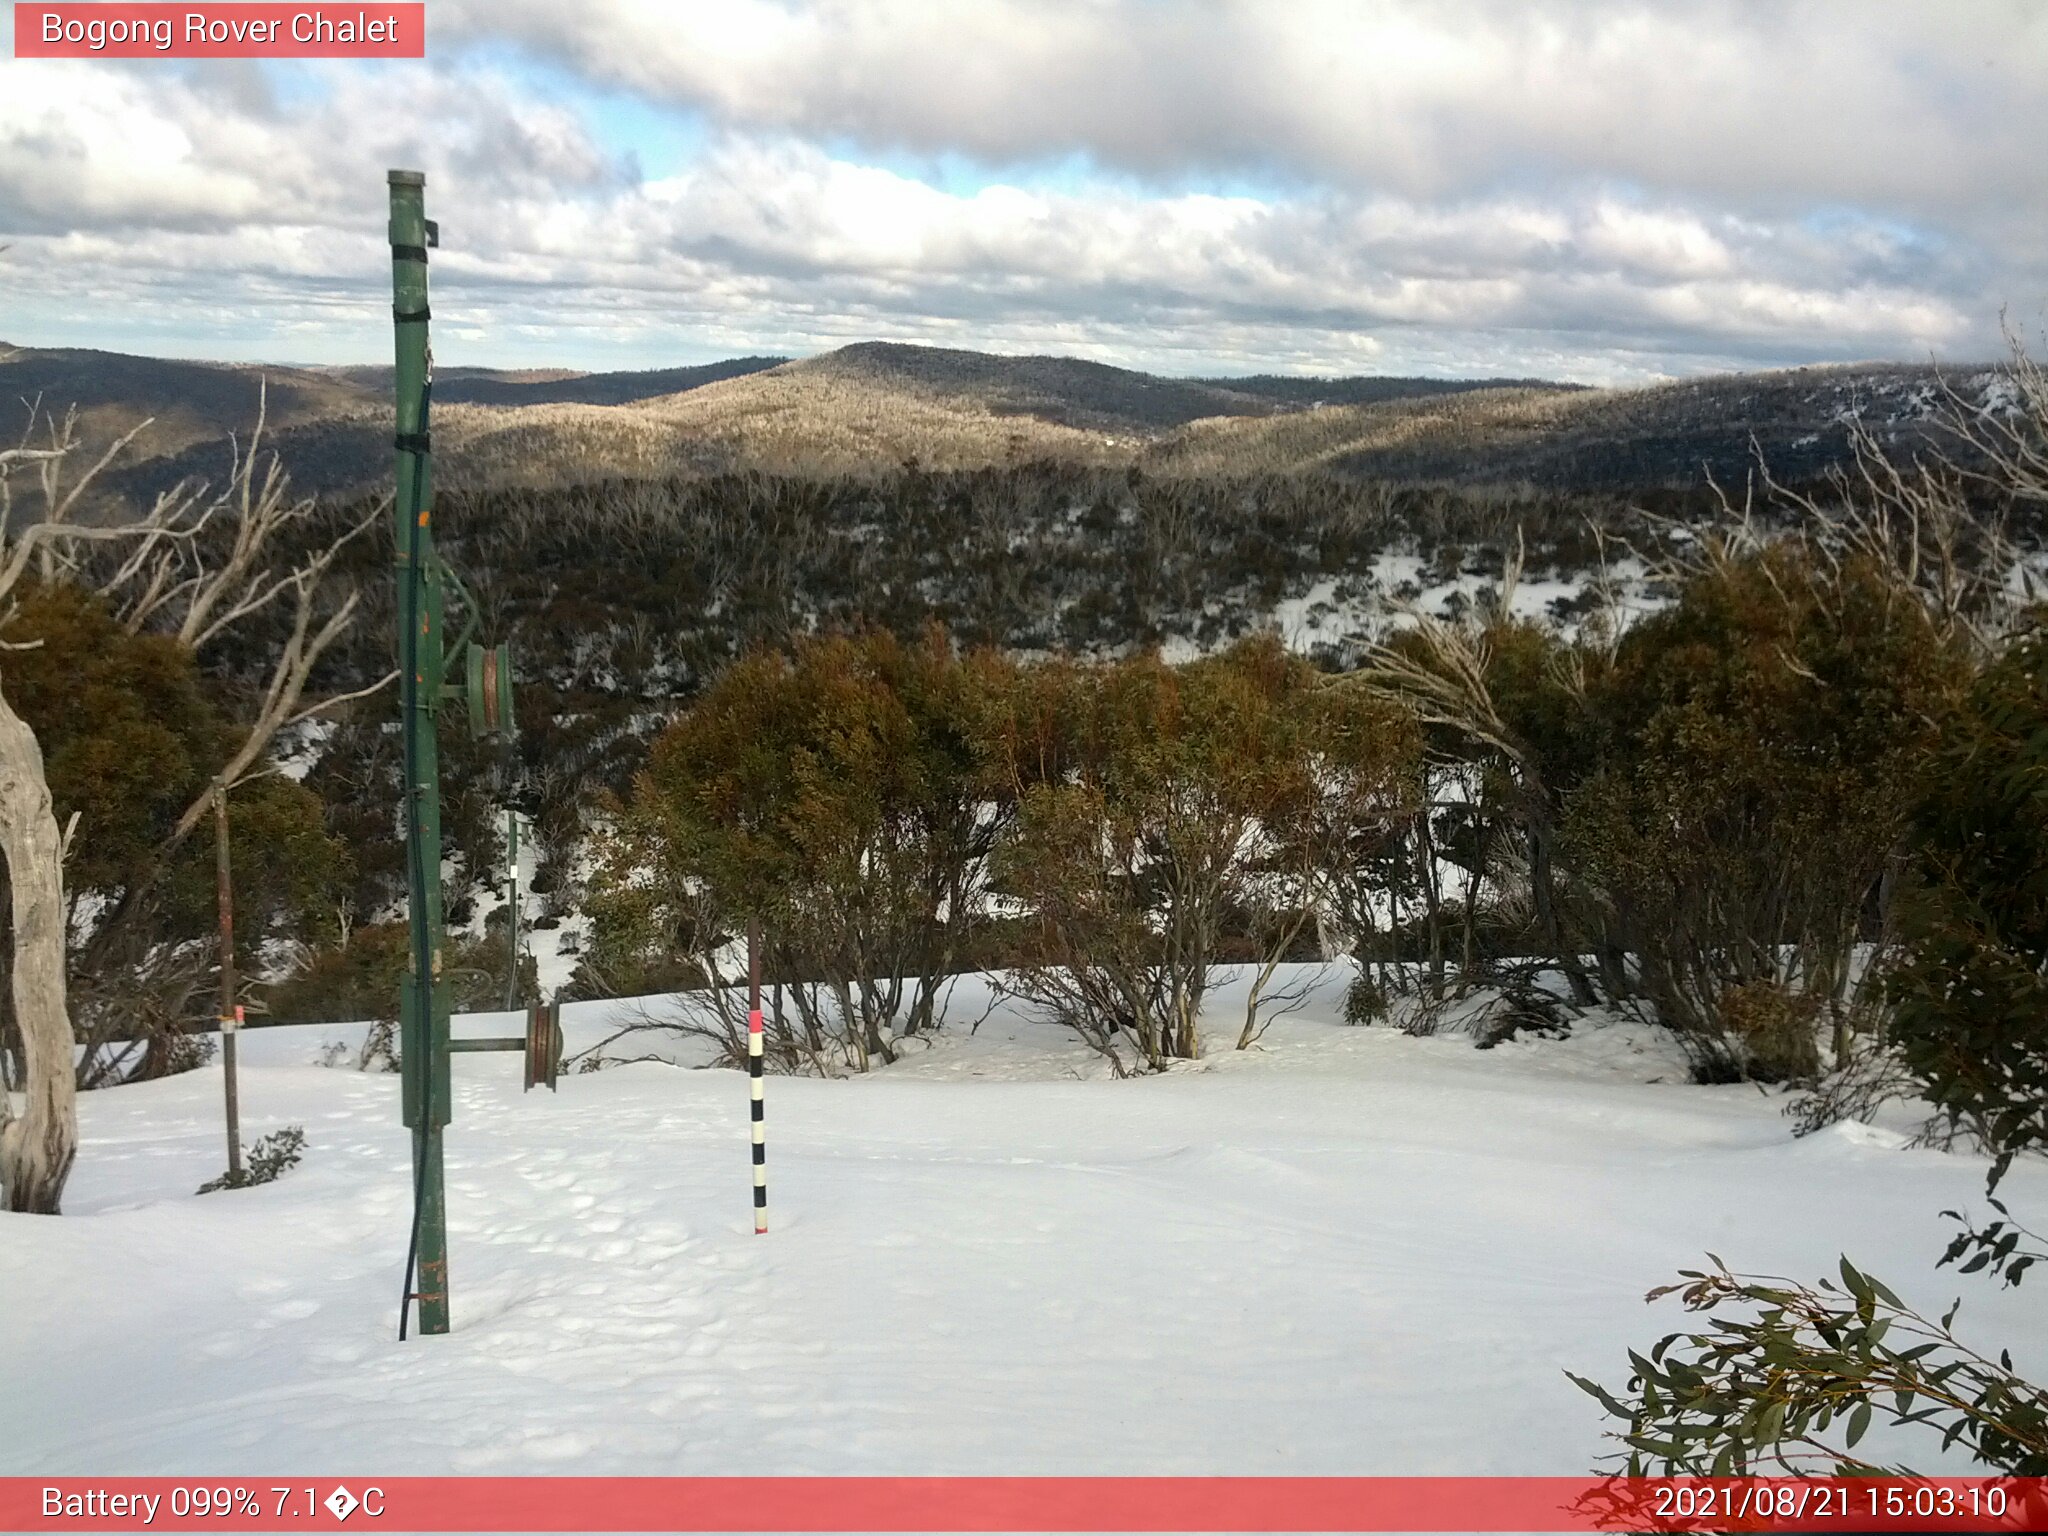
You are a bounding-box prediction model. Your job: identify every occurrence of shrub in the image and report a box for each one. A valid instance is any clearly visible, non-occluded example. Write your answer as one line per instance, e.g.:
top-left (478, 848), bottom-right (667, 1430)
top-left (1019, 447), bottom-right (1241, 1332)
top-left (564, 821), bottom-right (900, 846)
top-left (1342, 971), bottom-right (1390, 1026)
top-left (198, 1126), bottom-right (306, 1194)
top-left (1, 582), bottom-right (217, 902)
top-left (986, 649), bottom-right (1247, 1070)
top-left (1717, 978), bottom-right (1823, 1083)
top-left (264, 923), bottom-right (529, 1024)
top-left (596, 628), bottom-right (1005, 1072)
top-left (1350, 612), bottom-right (1603, 1011)
top-left (1888, 623), bottom-right (2048, 1171)
top-left (1232, 646), bottom-right (1420, 1047)
top-left (1566, 548), bottom-right (1966, 1082)
top-left (987, 640), bottom-right (1415, 1072)
top-left (1474, 984), bottom-right (1570, 1049)
top-left (321, 1019), bottom-right (400, 1073)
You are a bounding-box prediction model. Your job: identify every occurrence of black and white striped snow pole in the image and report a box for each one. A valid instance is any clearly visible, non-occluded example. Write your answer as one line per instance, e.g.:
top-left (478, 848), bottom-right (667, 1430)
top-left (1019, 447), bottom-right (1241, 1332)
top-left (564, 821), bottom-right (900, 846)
top-left (747, 918), bottom-right (768, 1234)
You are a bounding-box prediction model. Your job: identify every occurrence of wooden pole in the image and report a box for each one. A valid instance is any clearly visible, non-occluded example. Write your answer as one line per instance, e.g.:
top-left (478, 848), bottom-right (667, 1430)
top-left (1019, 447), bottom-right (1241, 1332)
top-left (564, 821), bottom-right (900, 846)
top-left (501, 803), bottom-right (520, 1009)
top-left (214, 780), bottom-right (242, 1180)
top-left (747, 916), bottom-right (767, 1234)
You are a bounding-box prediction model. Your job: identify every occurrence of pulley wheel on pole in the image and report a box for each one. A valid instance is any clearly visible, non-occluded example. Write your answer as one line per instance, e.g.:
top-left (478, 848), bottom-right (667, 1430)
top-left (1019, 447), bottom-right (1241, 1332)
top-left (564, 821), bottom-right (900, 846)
top-left (523, 1002), bottom-right (561, 1093)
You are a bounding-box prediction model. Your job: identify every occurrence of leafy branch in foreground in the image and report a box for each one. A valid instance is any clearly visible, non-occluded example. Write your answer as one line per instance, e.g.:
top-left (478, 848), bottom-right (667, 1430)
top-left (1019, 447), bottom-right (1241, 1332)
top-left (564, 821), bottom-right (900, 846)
top-left (1940, 1198), bottom-right (2048, 1291)
top-left (1569, 1256), bottom-right (2048, 1477)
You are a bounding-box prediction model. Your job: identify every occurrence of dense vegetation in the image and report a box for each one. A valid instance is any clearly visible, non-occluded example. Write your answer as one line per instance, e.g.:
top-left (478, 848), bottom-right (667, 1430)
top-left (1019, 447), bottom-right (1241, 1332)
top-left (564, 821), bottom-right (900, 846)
top-left (210, 464), bottom-right (1680, 963)
top-left (6, 352), bottom-right (2041, 1131)
top-left (1568, 366), bottom-right (2048, 1485)
top-left (573, 500), bottom-right (2036, 1091)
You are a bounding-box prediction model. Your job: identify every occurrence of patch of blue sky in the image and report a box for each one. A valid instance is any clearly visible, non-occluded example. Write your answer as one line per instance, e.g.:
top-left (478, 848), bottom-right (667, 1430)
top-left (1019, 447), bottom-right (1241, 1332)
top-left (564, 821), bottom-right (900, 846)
top-left (427, 39), bottom-right (713, 182)
top-left (1800, 206), bottom-right (1941, 254)
top-left (201, 54), bottom-right (433, 118)
top-left (810, 136), bottom-right (1308, 207)
top-left (248, 42), bottom-right (712, 184)
top-left (249, 56), bottom-right (335, 110)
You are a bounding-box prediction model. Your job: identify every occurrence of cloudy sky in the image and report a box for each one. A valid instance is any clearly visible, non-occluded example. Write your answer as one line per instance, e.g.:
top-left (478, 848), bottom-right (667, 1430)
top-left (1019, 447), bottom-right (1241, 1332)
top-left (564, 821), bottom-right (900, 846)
top-left (3, 1), bottom-right (2045, 383)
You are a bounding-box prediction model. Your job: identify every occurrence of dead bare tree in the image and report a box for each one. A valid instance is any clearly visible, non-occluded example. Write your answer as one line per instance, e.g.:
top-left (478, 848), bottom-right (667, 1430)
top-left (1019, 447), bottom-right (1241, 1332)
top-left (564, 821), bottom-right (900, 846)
top-left (0, 395), bottom-right (389, 1213)
top-left (1341, 541), bottom-right (1600, 1008)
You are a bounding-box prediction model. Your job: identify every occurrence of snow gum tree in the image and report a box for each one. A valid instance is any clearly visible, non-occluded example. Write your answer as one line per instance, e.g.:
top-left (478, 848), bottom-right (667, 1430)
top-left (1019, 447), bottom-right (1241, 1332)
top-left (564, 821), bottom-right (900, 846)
top-left (1888, 621), bottom-right (2048, 1167)
top-left (1563, 544), bottom-right (1970, 1082)
top-left (598, 627), bottom-right (1008, 1072)
top-left (1574, 341), bottom-right (2048, 1485)
top-left (0, 402), bottom-right (380, 1213)
top-left (1347, 564), bottom-right (1608, 1013)
top-left (1, 582), bottom-right (351, 1085)
top-left (1229, 636), bottom-right (1420, 1048)
top-left (985, 637), bottom-right (1419, 1074)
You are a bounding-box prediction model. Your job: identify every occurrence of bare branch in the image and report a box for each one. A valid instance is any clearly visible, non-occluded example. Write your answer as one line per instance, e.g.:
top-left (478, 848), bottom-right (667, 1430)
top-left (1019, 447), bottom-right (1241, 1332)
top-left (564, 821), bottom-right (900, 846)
top-left (287, 667), bottom-right (398, 728)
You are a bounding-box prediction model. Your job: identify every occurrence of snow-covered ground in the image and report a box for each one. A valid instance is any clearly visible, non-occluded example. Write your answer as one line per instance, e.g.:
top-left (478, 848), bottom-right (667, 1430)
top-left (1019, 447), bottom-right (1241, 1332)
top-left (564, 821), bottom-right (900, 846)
top-left (4, 967), bottom-right (2043, 1478)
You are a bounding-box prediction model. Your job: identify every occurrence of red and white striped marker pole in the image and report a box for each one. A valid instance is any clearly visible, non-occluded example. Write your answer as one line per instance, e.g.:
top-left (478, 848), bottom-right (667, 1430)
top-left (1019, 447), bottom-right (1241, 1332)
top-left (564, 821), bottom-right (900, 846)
top-left (747, 917), bottom-right (768, 1234)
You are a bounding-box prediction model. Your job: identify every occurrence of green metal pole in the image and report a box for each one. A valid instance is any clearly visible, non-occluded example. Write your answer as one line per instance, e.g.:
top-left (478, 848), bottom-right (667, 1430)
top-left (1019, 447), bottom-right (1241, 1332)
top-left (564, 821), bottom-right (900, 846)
top-left (390, 168), bottom-right (451, 1338)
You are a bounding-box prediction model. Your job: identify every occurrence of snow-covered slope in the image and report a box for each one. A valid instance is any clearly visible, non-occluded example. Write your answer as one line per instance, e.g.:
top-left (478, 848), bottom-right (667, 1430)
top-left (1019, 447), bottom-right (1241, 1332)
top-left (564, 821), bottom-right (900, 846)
top-left (4, 968), bottom-right (2042, 1477)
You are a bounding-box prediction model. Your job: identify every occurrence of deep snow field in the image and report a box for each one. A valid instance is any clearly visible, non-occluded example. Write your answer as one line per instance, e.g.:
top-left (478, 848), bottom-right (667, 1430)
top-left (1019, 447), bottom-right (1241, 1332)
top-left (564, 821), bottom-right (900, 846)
top-left (5, 966), bottom-right (2044, 1479)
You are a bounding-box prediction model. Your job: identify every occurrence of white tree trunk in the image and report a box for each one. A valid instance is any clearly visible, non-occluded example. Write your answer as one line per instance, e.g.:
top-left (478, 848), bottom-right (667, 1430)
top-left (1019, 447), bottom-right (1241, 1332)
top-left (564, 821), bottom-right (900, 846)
top-left (0, 682), bottom-right (75, 1214)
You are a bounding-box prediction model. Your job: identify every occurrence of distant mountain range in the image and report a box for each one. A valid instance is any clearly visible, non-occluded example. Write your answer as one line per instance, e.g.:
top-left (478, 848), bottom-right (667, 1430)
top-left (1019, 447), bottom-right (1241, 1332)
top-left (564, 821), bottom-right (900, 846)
top-left (0, 337), bottom-right (1999, 507)
top-left (314, 356), bottom-right (791, 408)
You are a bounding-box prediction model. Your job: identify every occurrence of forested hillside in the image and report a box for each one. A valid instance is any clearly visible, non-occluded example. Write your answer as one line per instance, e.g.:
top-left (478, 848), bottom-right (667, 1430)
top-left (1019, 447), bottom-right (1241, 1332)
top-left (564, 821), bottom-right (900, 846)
top-left (11, 339), bottom-right (1997, 508)
top-left (7, 336), bottom-right (2039, 1093)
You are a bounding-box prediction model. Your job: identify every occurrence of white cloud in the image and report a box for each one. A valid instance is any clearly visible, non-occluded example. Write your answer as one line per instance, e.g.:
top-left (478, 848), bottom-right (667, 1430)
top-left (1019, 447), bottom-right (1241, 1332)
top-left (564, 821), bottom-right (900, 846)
top-left (1581, 205), bottom-right (1733, 281)
top-left (0, 3), bottom-right (2038, 379)
top-left (439, 1), bottom-right (2048, 217)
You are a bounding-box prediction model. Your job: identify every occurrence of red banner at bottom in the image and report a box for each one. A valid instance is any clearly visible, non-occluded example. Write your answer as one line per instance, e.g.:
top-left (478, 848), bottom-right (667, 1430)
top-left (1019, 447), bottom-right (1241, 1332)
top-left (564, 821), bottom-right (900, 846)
top-left (6, 1477), bottom-right (2048, 1533)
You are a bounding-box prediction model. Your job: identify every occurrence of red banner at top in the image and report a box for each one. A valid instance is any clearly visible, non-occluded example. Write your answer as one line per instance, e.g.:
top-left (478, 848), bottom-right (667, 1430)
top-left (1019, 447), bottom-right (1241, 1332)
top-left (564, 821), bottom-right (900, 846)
top-left (13, 4), bottom-right (425, 58)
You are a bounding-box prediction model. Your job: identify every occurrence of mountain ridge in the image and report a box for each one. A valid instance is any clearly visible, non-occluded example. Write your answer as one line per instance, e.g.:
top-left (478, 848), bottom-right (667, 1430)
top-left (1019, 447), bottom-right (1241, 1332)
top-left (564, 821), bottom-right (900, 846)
top-left (0, 339), bottom-right (2002, 505)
